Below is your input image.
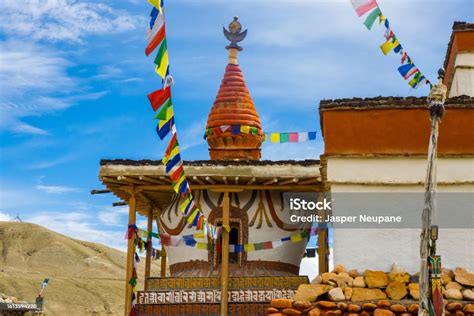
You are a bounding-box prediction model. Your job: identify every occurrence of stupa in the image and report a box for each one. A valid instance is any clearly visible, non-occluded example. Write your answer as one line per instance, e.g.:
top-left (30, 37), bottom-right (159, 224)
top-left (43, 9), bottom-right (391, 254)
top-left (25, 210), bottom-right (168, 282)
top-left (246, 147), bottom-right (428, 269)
top-left (98, 17), bottom-right (327, 316)
top-left (205, 17), bottom-right (264, 160)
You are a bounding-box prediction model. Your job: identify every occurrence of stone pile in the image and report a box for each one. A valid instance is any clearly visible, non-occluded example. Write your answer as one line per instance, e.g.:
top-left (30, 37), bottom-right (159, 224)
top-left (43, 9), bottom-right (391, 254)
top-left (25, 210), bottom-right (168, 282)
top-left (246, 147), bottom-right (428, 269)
top-left (0, 292), bottom-right (26, 304)
top-left (266, 264), bottom-right (474, 315)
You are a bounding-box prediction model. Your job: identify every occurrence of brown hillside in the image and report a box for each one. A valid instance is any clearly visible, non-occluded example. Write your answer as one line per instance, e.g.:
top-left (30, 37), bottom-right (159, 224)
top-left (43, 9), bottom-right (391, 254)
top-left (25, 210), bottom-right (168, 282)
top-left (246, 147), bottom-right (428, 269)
top-left (0, 221), bottom-right (160, 315)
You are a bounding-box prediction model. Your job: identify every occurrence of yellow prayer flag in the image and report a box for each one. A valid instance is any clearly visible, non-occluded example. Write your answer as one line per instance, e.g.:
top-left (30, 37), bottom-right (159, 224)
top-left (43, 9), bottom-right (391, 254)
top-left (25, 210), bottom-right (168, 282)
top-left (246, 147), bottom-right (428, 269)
top-left (194, 233), bottom-right (205, 239)
top-left (155, 51), bottom-right (169, 79)
top-left (270, 133), bottom-right (280, 143)
top-left (244, 244), bottom-right (255, 252)
top-left (158, 107), bottom-right (174, 129)
top-left (240, 125), bottom-right (250, 134)
top-left (187, 209), bottom-right (198, 224)
top-left (179, 197), bottom-right (192, 212)
top-left (380, 39), bottom-right (400, 55)
top-left (172, 175), bottom-right (186, 192)
top-left (147, 0), bottom-right (163, 13)
top-left (162, 146), bottom-right (180, 164)
top-left (223, 224), bottom-right (231, 232)
top-left (291, 233), bottom-right (303, 242)
top-left (196, 243), bottom-right (207, 250)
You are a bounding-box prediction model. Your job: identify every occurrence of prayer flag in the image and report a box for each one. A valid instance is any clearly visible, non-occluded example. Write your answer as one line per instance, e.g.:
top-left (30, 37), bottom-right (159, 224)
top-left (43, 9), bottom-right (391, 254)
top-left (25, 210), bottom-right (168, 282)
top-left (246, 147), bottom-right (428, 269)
top-left (351, 0), bottom-right (378, 17)
top-left (363, 7), bottom-right (382, 30)
top-left (155, 50), bottom-right (169, 79)
top-left (398, 63), bottom-right (418, 79)
top-left (240, 125), bottom-right (250, 134)
top-left (244, 244), bottom-right (255, 252)
top-left (270, 133), bottom-right (280, 143)
top-left (280, 133), bottom-right (289, 143)
top-left (250, 126), bottom-right (258, 136)
top-left (231, 125), bottom-right (240, 135)
top-left (149, 7), bottom-right (159, 30)
top-left (165, 133), bottom-right (178, 157)
top-left (148, 0), bottom-right (163, 13)
top-left (380, 38), bottom-right (400, 55)
top-left (145, 25), bottom-right (166, 56)
top-left (148, 86), bottom-right (171, 111)
top-left (298, 132), bottom-right (308, 142)
top-left (308, 132), bottom-right (316, 140)
top-left (165, 153), bottom-right (181, 173)
top-left (154, 39), bottom-right (168, 67)
top-left (220, 125), bottom-right (231, 132)
top-left (272, 240), bottom-right (283, 249)
top-left (291, 233), bottom-right (303, 242)
top-left (289, 132), bottom-right (298, 142)
top-left (154, 99), bottom-right (172, 120)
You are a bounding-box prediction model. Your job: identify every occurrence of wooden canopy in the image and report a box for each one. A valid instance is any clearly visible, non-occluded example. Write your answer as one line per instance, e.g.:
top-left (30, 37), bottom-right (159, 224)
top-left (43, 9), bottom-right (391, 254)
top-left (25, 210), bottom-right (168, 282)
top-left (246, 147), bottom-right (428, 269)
top-left (99, 159), bottom-right (324, 216)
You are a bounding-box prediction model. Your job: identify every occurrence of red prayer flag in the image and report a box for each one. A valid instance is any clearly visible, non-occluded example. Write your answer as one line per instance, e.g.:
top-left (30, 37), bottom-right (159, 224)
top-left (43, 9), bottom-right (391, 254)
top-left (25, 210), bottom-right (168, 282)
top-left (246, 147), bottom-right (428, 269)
top-left (289, 132), bottom-right (298, 142)
top-left (262, 241), bottom-right (273, 249)
top-left (165, 133), bottom-right (178, 156)
top-left (169, 166), bottom-right (184, 182)
top-left (145, 25), bottom-right (166, 56)
top-left (148, 86), bottom-right (171, 111)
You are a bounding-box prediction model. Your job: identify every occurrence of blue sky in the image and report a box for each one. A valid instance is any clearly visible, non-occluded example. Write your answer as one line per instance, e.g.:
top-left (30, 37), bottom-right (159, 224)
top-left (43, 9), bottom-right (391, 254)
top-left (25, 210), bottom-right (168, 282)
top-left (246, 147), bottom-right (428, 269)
top-left (0, 0), bottom-right (472, 250)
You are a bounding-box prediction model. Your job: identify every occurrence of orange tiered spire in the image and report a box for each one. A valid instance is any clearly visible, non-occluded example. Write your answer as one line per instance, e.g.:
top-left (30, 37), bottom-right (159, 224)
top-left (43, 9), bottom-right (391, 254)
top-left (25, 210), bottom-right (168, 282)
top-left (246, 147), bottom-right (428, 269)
top-left (206, 17), bottom-right (263, 160)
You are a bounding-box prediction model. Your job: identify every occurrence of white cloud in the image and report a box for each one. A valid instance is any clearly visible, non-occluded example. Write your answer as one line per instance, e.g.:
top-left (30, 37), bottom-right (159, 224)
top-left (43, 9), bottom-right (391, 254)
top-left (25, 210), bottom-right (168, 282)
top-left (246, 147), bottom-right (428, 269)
top-left (98, 206), bottom-right (128, 226)
top-left (0, 212), bottom-right (13, 221)
top-left (0, 40), bottom-right (109, 134)
top-left (0, 0), bottom-right (139, 43)
top-left (27, 211), bottom-right (127, 251)
top-left (35, 185), bottom-right (80, 194)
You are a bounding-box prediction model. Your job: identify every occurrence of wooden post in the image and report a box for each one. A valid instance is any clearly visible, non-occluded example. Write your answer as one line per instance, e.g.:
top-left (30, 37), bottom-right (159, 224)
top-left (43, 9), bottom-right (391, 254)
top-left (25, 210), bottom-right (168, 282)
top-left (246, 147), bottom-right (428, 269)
top-left (124, 192), bottom-right (136, 316)
top-left (161, 248), bottom-right (167, 277)
top-left (317, 224), bottom-right (329, 274)
top-left (155, 218), bottom-right (167, 278)
top-left (418, 71), bottom-right (446, 316)
top-left (220, 191), bottom-right (230, 316)
top-left (317, 192), bottom-right (329, 274)
top-left (144, 208), bottom-right (154, 286)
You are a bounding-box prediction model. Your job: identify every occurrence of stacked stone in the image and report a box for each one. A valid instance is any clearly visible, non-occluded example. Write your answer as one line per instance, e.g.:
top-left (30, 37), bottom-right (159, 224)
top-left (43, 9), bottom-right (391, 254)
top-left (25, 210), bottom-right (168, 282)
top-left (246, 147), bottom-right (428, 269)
top-left (268, 298), bottom-right (474, 315)
top-left (266, 264), bottom-right (474, 315)
top-left (0, 292), bottom-right (26, 304)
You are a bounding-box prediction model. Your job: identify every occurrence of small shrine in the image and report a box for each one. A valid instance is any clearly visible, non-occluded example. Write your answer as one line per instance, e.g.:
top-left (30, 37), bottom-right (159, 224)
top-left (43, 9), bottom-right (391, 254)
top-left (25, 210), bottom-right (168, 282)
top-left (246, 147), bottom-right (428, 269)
top-left (99, 17), bottom-right (328, 316)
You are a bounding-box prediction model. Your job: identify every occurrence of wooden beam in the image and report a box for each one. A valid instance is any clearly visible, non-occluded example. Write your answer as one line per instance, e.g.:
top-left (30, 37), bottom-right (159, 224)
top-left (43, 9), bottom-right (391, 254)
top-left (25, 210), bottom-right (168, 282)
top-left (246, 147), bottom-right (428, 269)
top-left (205, 176), bottom-right (216, 184)
top-left (247, 177), bottom-right (256, 185)
top-left (90, 189), bottom-right (110, 195)
top-left (117, 175), bottom-right (143, 185)
top-left (192, 176), bottom-right (204, 185)
top-left (220, 191), bottom-right (230, 316)
top-left (124, 192), bottom-right (136, 316)
top-left (298, 178), bottom-right (318, 185)
top-left (139, 175), bottom-right (167, 185)
top-left (278, 178), bottom-right (299, 185)
top-left (135, 184), bottom-right (323, 192)
top-left (144, 208), bottom-right (153, 286)
top-left (113, 201), bottom-right (127, 207)
top-left (263, 178), bottom-right (278, 185)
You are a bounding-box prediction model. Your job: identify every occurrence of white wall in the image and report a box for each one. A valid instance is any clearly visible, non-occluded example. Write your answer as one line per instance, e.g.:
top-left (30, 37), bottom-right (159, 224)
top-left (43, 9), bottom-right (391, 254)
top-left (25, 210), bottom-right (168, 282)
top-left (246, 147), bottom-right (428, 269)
top-left (449, 52), bottom-right (474, 98)
top-left (327, 157), bottom-right (474, 273)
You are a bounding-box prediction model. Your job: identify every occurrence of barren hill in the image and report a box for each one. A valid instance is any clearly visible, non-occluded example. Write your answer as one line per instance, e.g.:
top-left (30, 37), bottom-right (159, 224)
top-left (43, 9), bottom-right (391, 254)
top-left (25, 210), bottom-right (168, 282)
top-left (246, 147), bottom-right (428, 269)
top-left (0, 221), bottom-right (160, 315)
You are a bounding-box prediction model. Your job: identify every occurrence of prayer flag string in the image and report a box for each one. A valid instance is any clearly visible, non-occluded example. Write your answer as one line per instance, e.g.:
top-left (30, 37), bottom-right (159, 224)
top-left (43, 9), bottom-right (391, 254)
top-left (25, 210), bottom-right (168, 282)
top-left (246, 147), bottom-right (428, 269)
top-left (203, 125), bottom-right (317, 143)
top-left (144, 1), bottom-right (223, 242)
top-left (350, 0), bottom-right (432, 89)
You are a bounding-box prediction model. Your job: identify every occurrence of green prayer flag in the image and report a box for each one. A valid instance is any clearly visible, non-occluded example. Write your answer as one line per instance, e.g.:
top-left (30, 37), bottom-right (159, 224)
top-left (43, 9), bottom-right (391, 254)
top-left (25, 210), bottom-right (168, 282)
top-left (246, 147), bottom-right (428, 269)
top-left (154, 39), bottom-right (168, 66)
top-left (129, 277), bottom-right (137, 287)
top-left (254, 243), bottom-right (264, 251)
top-left (154, 99), bottom-right (172, 120)
top-left (250, 126), bottom-right (258, 136)
top-left (280, 133), bottom-right (289, 143)
top-left (363, 7), bottom-right (381, 30)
